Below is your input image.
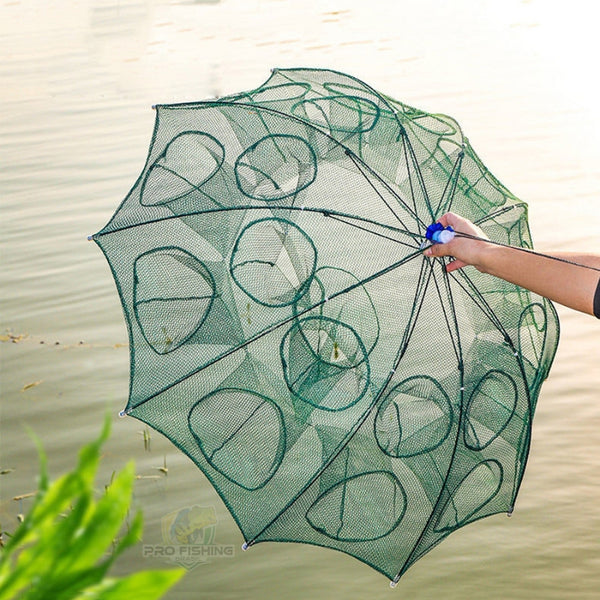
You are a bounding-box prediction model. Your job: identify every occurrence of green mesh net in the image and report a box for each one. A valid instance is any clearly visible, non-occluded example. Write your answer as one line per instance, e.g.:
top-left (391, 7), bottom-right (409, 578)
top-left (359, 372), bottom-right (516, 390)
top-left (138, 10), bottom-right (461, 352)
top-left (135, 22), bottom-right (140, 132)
top-left (92, 68), bottom-right (559, 584)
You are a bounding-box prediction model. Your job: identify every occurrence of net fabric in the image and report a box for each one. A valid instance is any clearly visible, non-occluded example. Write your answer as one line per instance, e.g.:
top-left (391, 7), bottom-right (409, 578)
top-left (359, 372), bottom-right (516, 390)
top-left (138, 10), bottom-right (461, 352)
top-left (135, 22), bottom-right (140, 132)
top-left (94, 68), bottom-right (559, 582)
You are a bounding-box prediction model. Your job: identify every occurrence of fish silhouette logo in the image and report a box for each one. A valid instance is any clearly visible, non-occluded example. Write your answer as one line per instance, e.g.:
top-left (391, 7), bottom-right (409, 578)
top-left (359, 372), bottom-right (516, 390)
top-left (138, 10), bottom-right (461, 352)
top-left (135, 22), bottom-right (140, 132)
top-left (147, 505), bottom-right (233, 569)
top-left (162, 505), bottom-right (218, 547)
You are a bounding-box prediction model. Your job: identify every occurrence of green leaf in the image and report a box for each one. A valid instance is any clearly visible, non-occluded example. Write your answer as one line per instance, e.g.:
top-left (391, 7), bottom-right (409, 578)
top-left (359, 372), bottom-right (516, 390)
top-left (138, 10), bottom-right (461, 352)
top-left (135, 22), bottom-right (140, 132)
top-left (112, 510), bottom-right (144, 556)
top-left (0, 415), bottom-right (184, 600)
top-left (54, 462), bottom-right (135, 575)
top-left (80, 569), bottom-right (185, 600)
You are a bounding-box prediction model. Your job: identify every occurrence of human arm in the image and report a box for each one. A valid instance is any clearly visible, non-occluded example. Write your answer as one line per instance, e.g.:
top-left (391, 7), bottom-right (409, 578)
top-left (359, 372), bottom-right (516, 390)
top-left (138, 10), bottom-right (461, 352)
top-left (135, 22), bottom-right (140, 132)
top-left (423, 212), bottom-right (600, 317)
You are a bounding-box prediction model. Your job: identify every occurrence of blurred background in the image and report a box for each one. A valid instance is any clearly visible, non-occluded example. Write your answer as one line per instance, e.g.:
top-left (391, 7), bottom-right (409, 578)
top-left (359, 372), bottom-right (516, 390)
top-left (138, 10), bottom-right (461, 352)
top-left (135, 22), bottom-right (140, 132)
top-left (1, 1), bottom-right (598, 598)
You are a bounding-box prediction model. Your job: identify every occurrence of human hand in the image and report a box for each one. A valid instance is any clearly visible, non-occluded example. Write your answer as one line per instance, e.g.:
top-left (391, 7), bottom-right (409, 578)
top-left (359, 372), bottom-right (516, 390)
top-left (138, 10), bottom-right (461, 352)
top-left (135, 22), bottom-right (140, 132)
top-left (423, 212), bottom-right (490, 272)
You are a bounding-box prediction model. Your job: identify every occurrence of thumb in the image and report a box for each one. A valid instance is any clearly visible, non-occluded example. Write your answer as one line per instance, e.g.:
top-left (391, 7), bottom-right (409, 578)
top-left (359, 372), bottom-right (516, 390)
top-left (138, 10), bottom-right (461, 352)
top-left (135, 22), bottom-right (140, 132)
top-left (424, 242), bottom-right (451, 258)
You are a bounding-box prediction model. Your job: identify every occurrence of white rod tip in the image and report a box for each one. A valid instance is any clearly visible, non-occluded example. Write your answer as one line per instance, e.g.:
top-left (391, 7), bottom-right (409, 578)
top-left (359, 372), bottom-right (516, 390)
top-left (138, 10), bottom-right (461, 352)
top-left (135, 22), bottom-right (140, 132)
top-left (438, 230), bottom-right (455, 244)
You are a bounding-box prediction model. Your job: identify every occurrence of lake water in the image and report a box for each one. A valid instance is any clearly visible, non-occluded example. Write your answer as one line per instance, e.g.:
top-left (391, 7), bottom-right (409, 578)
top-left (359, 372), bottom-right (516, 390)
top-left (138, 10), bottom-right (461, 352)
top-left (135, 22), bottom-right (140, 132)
top-left (1, 1), bottom-right (599, 598)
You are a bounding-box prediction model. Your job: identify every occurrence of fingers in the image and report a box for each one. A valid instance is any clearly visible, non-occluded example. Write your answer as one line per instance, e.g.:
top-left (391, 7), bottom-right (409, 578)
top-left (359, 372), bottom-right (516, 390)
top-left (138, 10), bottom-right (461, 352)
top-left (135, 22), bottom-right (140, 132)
top-left (437, 212), bottom-right (488, 241)
top-left (436, 212), bottom-right (455, 228)
top-left (423, 243), bottom-right (465, 272)
top-left (424, 241), bottom-right (453, 258)
top-left (437, 214), bottom-right (450, 227)
top-left (437, 212), bottom-right (466, 232)
top-left (446, 259), bottom-right (466, 272)
top-left (423, 244), bottom-right (465, 272)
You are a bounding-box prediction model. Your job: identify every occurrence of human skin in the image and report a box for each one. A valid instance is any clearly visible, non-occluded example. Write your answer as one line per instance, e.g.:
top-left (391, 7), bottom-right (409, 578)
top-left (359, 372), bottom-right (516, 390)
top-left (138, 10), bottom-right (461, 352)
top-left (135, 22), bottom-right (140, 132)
top-left (423, 212), bottom-right (600, 316)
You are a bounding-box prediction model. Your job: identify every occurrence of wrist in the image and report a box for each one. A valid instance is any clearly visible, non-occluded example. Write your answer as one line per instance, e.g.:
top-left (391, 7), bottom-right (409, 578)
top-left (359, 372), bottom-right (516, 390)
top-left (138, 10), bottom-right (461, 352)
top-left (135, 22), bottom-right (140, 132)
top-left (472, 241), bottom-right (497, 274)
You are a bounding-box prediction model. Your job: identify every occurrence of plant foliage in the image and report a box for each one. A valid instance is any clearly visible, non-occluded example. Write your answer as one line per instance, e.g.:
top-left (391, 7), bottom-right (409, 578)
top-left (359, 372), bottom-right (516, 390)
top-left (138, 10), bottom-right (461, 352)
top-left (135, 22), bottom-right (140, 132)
top-left (0, 418), bottom-right (184, 600)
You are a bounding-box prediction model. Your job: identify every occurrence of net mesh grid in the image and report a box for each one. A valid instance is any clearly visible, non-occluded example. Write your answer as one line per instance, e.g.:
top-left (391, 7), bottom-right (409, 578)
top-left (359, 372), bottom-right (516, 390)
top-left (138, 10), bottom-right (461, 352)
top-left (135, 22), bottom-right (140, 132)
top-left (94, 68), bottom-right (559, 582)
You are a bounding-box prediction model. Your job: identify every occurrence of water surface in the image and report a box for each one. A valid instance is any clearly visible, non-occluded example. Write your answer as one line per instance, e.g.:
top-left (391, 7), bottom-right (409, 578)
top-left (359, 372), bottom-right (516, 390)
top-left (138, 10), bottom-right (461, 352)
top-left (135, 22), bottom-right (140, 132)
top-left (1, 1), bottom-right (599, 598)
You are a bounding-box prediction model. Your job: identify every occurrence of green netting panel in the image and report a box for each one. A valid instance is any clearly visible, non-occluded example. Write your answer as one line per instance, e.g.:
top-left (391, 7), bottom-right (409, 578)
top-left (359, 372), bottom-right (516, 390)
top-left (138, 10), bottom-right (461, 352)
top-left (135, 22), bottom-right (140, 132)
top-left (93, 68), bottom-right (559, 584)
